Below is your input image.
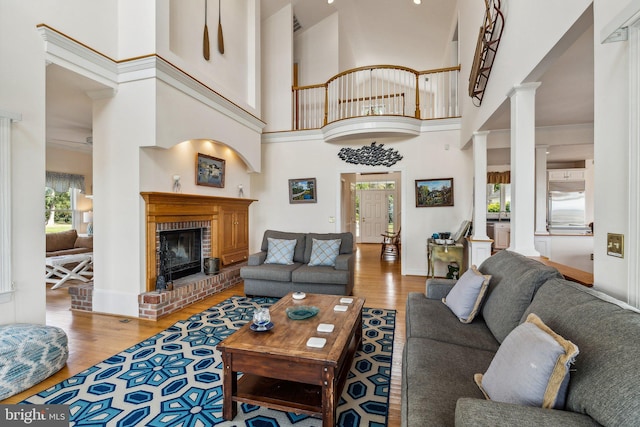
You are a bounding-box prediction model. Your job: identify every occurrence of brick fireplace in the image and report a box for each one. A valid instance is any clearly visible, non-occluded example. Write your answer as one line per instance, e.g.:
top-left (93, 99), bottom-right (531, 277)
top-left (136, 192), bottom-right (253, 320)
top-left (70, 193), bottom-right (254, 320)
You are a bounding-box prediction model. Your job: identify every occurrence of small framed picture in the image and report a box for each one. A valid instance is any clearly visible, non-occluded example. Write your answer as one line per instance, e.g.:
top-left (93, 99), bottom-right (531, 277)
top-left (415, 178), bottom-right (454, 207)
top-left (196, 153), bottom-right (225, 188)
top-left (289, 178), bottom-right (317, 204)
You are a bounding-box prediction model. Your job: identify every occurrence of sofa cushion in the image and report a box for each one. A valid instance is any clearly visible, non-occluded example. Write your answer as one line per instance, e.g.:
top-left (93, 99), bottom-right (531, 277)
top-left (523, 278), bottom-right (640, 426)
top-left (260, 230), bottom-right (306, 263)
top-left (479, 250), bottom-right (563, 343)
top-left (443, 266), bottom-right (491, 323)
top-left (406, 293), bottom-right (500, 352)
top-left (475, 313), bottom-right (579, 409)
top-left (239, 263), bottom-right (302, 282)
top-left (303, 233), bottom-right (353, 263)
top-left (292, 264), bottom-right (350, 285)
top-left (264, 238), bottom-right (297, 265)
top-left (455, 398), bottom-right (601, 427)
top-left (74, 235), bottom-right (93, 249)
top-left (308, 238), bottom-right (341, 266)
top-left (46, 229), bottom-right (78, 252)
top-left (402, 338), bottom-right (495, 427)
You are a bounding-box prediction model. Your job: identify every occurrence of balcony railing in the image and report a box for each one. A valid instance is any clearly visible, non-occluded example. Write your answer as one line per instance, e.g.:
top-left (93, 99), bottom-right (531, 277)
top-left (292, 65), bottom-right (460, 131)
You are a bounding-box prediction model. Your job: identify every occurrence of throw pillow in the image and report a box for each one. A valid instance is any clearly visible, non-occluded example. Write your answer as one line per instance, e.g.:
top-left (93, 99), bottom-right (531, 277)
top-left (474, 313), bottom-right (579, 409)
top-left (308, 238), bottom-right (342, 267)
top-left (442, 265), bottom-right (491, 323)
top-left (264, 238), bottom-right (297, 265)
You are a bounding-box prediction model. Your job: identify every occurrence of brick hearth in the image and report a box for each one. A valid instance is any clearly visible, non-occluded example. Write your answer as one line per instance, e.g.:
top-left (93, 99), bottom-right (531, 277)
top-left (70, 263), bottom-right (244, 320)
top-left (137, 263), bottom-right (244, 320)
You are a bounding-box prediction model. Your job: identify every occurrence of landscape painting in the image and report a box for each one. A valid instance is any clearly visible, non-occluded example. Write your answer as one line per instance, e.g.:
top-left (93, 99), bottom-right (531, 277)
top-left (289, 178), bottom-right (317, 203)
top-left (415, 178), bottom-right (454, 207)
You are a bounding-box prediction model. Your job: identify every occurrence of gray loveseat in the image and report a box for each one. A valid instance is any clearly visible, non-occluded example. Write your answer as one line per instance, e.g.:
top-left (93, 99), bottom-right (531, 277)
top-left (240, 230), bottom-right (355, 298)
top-left (403, 249), bottom-right (640, 426)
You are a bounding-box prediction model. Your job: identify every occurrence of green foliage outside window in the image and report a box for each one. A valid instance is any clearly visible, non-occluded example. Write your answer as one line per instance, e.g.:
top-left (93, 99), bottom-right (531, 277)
top-left (45, 188), bottom-right (71, 225)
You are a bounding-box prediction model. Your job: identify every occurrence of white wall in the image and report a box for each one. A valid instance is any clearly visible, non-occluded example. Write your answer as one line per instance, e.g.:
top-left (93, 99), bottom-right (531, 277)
top-left (294, 13), bottom-right (339, 85)
top-left (458, 0), bottom-right (592, 146)
top-left (140, 141), bottom-right (250, 199)
top-left (261, 5), bottom-right (293, 132)
top-left (251, 130), bottom-right (472, 276)
top-left (163, 0), bottom-right (254, 110)
top-left (0, 0), bottom-right (118, 324)
top-left (593, 0), bottom-right (632, 302)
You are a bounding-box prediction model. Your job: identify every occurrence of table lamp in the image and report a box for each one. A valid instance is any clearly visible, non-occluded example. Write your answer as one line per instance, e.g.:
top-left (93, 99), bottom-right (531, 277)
top-left (83, 211), bottom-right (93, 236)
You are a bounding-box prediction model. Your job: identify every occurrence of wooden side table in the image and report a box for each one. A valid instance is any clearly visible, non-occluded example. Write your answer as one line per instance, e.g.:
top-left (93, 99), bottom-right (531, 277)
top-left (427, 240), bottom-right (464, 278)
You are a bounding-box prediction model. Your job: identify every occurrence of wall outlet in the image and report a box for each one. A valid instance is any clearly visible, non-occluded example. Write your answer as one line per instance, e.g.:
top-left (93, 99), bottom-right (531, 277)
top-left (328, 216), bottom-right (335, 223)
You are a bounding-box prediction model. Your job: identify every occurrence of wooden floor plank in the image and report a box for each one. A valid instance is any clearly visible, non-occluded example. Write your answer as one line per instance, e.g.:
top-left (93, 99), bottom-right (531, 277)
top-left (2, 243), bottom-right (425, 427)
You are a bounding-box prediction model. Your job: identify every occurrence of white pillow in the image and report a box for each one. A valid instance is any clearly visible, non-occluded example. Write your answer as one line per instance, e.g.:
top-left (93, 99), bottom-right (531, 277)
top-left (475, 313), bottom-right (579, 409)
top-left (308, 238), bottom-right (341, 267)
top-left (442, 265), bottom-right (491, 323)
top-left (264, 238), bottom-right (297, 265)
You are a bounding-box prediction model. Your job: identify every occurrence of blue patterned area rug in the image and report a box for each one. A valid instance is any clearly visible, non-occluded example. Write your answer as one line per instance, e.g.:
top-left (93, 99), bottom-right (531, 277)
top-left (22, 296), bottom-right (396, 427)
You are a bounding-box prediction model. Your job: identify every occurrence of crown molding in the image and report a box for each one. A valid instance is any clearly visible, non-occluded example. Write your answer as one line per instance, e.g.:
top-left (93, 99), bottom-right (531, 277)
top-left (37, 24), bottom-right (265, 134)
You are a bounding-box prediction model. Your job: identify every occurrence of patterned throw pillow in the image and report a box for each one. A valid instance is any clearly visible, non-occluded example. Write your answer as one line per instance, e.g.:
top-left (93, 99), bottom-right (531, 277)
top-left (264, 238), bottom-right (297, 265)
top-left (308, 238), bottom-right (342, 267)
top-left (474, 313), bottom-right (579, 409)
top-left (442, 265), bottom-right (491, 323)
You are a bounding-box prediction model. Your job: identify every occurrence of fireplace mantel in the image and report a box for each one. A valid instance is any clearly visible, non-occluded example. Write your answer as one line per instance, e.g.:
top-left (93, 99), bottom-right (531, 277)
top-left (141, 192), bottom-right (256, 292)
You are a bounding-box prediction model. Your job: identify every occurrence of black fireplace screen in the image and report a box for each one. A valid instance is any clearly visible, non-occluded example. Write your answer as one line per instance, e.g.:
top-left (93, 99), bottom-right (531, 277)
top-left (158, 228), bottom-right (202, 280)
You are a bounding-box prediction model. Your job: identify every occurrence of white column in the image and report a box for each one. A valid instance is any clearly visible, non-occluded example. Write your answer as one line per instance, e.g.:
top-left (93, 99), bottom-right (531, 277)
top-left (0, 110), bottom-right (22, 302)
top-left (468, 131), bottom-right (493, 268)
top-left (535, 146), bottom-right (549, 235)
top-left (472, 131), bottom-right (490, 240)
top-left (507, 83), bottom-right (541, 256)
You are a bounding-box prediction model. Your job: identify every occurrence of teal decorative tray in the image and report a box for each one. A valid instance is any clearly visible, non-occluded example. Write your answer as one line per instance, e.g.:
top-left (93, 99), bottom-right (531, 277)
top-left (286, 306), bottom-right (320, 320)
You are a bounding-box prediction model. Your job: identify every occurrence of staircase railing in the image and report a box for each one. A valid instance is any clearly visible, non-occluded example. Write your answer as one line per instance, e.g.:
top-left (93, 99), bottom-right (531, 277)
top-left (292, 65), bottom-right (460, 131)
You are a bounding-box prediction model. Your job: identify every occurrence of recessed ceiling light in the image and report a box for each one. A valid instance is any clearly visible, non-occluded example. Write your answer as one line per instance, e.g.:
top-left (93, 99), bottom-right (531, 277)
top-left (414, 0), bottom-right (422, 4)
top-left (328, 0), bottom-right (334, 3)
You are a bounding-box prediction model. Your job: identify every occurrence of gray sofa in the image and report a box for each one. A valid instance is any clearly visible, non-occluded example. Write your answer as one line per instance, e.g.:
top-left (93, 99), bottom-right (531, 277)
top-left (240, 230), bottom-right (355, 298)
top-left (402, 249), bottom-right (640, 426)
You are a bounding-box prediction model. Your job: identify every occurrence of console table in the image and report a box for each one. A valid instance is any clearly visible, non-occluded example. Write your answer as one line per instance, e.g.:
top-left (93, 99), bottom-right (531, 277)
top-left (427, 240), bottom-right (465, 278)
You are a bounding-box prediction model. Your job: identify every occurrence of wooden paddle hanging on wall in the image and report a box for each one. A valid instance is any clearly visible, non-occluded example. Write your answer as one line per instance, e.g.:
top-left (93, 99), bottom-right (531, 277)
top-left (203, 0), bottom-right (210, 60)
top-left (218, 0), bottom-right (224, 54)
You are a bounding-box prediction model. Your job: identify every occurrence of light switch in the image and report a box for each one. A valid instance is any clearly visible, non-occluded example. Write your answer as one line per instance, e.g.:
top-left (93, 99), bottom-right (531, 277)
top-left (328, 216), bottom-right (335, 223)
top-left (606, 233), bottom-right (624, 258)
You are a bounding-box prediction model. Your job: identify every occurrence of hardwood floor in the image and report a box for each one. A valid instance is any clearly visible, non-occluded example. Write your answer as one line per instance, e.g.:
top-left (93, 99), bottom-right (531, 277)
top-left (3, 243), bottom-right (426, 427)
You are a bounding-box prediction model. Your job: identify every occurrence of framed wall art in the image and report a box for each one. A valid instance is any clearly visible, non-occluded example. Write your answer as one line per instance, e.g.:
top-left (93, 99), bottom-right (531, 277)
top-left (289, 178), bottom-right (317, 204)
top-left (415, 178), bottom-right (454, 207)
top-left (196, 153), bottom-right (225, 188)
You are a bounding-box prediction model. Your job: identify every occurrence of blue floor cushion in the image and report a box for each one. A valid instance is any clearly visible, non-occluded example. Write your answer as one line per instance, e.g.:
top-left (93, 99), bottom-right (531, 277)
top-left (0, 323), bottom-right (69, 400)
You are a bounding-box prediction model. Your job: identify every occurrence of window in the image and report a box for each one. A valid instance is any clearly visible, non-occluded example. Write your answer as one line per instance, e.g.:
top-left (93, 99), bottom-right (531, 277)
top-left (45, 188), bottom-right (83, 233)
top-left (487, 183), bottom-right (510, 219)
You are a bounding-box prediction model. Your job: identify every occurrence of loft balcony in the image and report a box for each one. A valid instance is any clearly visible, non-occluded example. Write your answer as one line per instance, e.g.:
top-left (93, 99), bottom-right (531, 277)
top-left (288, 65), bottom-right (460, 141)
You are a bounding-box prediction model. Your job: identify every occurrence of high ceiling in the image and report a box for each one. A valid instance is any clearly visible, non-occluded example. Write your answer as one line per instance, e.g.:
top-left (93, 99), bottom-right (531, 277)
top-left (47, 1), bottom-right (594, 164)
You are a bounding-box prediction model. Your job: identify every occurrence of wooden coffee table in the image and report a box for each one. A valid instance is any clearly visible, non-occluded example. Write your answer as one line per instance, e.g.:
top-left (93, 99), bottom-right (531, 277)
top-left (218, 292), bottom-right (365, 426)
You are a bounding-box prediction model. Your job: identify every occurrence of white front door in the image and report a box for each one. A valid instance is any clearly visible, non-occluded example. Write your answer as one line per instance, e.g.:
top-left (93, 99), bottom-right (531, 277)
top-left (360, 190), bottom-right (388, 243)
